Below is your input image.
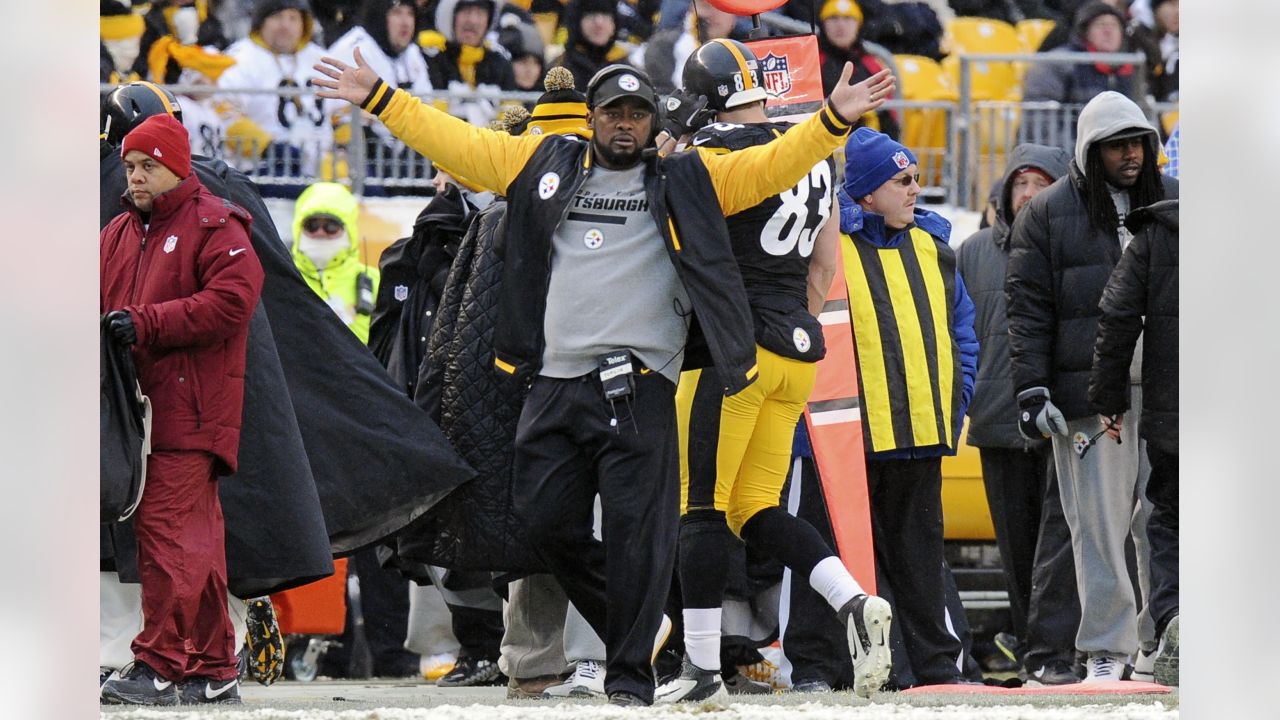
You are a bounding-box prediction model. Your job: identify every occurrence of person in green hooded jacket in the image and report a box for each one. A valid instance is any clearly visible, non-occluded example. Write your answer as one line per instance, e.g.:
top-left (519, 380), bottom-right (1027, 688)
top-left (291, 182), bottom-right (380, 343)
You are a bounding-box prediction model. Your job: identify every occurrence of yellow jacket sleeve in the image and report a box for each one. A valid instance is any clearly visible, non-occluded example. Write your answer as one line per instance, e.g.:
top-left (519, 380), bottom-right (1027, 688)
top-left (696, 104), bottom-right (854, 217)
top-left (363, 82), bottom-right (546, 195)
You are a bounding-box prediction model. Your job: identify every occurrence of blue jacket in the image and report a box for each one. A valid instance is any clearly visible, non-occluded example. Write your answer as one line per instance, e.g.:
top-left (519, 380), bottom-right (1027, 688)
top-left (838, 197), bottom-right (979, 459)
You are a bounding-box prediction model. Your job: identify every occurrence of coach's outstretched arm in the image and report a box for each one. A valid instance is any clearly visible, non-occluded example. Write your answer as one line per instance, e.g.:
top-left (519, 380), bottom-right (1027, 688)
top-left (314, 47), bottom-right (543, 195)
top-left (701, 65), bottom-right (896, 217)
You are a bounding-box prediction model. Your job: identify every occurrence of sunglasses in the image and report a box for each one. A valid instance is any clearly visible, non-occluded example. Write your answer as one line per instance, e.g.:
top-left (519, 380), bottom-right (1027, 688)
top-left (303, 217), bottom-right (343, 235)
top-left (891, 173), bottom-right (921, 188)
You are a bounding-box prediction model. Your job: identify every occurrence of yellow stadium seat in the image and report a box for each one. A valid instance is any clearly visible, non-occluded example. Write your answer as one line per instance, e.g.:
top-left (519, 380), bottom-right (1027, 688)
top-left (946, 17), bottom-right (1022, 56)
top-left (893, 55), bottom-right (955, 188)
top-left (1016, 18), bottom-right (1056, 52)
top-left (941, 55), bottom-right (1019, 102)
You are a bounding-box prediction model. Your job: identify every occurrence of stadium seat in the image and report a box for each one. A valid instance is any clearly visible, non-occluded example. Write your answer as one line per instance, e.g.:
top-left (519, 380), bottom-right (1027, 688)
top-left (941, 55), bottom-right (1019, 101)
top-left (945, 17), bottom-right (1022, 56)
top-left (893, 55), bottom-right (955, 189)
top-left (1016, 18), bottom-right (1056, 52)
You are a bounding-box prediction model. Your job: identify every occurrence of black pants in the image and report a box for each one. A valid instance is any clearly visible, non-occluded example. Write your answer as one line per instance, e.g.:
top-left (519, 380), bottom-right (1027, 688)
top-left (783, 454), bottom-right (978, 688)
top-left (322, 548), bottom-right (417, 678)
top-left (978, 445), bottom-right (1080, 670)
top-left (1144, 446), bottom-right (1179, 637)
top-left (1022, 449), bottom-right (1082, 672)
top-left (867, 457), bottom-right (966, 685)
top-left (513, 372), bottom-right (680, 702)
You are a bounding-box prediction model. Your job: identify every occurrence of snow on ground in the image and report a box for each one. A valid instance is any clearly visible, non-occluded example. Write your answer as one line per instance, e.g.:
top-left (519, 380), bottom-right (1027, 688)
top-left (100, 682), bottom-right (1178, 720)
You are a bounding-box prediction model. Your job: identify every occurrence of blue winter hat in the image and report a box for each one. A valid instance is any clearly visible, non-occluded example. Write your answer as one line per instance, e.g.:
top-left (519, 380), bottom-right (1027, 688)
top-left (842, 127), bottom-right (918, 200)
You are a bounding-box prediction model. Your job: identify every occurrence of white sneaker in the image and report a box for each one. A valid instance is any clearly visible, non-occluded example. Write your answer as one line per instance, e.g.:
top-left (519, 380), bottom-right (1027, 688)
top-left (542, 659), bottom-right (605, 698)
top-left (1082, 653), bottom-right (1129, 683)
top-left (1131, 645), bottom-right (1159, 682)
top-left (654, 660), bottom-right (727, 703)
top-left (839, 594), bottom-right (893, 698)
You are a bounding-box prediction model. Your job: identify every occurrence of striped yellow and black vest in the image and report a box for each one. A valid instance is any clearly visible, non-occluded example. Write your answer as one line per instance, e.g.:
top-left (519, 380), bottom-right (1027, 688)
top-left (842, 227), bottom-right (962, 453)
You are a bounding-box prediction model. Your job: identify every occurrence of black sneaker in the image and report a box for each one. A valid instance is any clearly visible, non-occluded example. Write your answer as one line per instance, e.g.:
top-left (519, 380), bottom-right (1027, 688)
top-left (178, 676), bottom-right (242, 705)
top-left (791, 678), bottom-right (833, 693)
top-left (1027, 659), bottom-right (1081, 686)
top-left (244, 597), bottom-right (284, 686)
top-left (100, 661), bottom-right (178, 706)
top-left (838, 593), bottom-right (893, 698)
top-left (722, 670), bottom-right (772, 695)
top-left (607, 690), bottom-right (649, 707)
top-left (436, 656), bottom-right (506, 687)
top-left (654, 660), bottom-right (727, 703)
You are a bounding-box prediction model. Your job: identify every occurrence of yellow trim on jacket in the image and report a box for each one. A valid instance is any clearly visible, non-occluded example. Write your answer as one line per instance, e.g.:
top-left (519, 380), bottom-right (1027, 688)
top-left (371, 87), bottom-right (852, 213)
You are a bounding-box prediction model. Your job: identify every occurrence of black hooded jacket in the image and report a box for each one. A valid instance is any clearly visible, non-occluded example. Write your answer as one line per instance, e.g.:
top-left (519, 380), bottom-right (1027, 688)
top-left (555, 0), bottom-right (630, 91)
top-left (958, 143), bottom-right (1070, 449)
top-left (370, 185), bottom-right (471, 395)
top-left (1089, 199), bottom-right (1178, 454)
top-left (1005, 138), bottom-right (1178, 421)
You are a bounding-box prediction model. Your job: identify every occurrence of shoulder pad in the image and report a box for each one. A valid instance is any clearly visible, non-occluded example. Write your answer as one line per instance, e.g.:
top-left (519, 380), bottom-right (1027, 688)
top-left (692, 122), bottom-right (773, 151)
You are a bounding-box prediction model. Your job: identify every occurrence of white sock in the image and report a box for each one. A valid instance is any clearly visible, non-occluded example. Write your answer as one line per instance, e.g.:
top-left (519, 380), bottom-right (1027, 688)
top-left (682, 608), bottom-right (721, 672)
top-left (808, 556), bottom-right (865, 613)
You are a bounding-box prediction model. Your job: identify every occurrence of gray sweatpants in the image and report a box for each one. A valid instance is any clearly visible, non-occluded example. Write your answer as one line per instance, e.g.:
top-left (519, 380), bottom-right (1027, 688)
top-left (1050, 385), bottom-right (1155, 656)
top-left (500, 496), bottom-right (607, 680)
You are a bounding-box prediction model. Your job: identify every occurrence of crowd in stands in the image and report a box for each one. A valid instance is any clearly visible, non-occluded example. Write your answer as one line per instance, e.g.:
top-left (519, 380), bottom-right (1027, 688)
top-left (101, 0), bottom-right (1178, 184)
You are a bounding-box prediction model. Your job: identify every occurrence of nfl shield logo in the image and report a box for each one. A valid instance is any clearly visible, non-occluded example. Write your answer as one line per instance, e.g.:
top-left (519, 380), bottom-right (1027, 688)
top-left (892, 151), bottom-right (910, 169)
top-left (393, 284), bottom-right (409, 302)
top-left (163, 235), bottom-right (178, 253)
top-left (761, 53), bottom-right (792, 99)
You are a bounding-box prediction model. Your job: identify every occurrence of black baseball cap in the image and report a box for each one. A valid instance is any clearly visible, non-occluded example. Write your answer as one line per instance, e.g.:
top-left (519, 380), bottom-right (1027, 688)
top-left (586, 64), bottom-right (657, 112)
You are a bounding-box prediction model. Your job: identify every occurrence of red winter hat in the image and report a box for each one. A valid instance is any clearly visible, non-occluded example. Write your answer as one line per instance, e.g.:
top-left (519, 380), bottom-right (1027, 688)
top-left (121, 113), bottom-right (191, 178)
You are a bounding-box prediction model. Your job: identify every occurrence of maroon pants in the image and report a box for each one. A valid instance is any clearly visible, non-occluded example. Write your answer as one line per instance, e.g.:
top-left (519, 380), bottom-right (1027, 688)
top-left (130, 450), bottom-right (237, 681)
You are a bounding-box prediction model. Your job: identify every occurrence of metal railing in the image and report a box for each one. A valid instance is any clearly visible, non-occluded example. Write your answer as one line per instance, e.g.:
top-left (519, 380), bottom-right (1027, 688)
top-left (103, 64), bottom-right (1176, 205)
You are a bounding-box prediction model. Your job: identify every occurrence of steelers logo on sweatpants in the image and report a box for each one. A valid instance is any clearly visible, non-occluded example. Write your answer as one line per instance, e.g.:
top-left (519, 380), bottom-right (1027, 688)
top-left (583, 228), bottom-right (604, 249)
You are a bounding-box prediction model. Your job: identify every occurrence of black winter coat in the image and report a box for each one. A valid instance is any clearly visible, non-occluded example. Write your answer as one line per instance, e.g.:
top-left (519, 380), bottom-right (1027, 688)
top-left (1005, 162), bottom-right (1178, 421)
top-left (395, 199), bottom-right (545, 573)
top-left (369, 186), bottom-right (470, 395)
top-left (1089, 200), bottom-right (1178, 454)
top-left (958, 143), bottom-right (1070, 448)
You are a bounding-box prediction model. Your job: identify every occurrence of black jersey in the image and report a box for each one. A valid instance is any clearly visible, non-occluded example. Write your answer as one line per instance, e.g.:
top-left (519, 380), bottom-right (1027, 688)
top-left (690, 121), bottom-right (834, 362)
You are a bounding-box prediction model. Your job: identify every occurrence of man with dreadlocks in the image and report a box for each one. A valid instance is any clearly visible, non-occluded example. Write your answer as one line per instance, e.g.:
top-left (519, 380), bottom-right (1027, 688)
top-left (1005, 91), bottom-right (1177, 684)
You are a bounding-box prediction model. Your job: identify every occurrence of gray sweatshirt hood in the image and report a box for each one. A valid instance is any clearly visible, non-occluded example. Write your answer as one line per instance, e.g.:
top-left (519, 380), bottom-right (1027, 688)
top-left (993, 143), bottom-right (1071, 248)
top-left (1074, 91), bottom-right (1158, 172)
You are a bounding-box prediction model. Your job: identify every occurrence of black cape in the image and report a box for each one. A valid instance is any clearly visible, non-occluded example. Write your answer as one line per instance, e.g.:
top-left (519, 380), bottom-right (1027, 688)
top-left (101, 144), bottom-right (475, 595)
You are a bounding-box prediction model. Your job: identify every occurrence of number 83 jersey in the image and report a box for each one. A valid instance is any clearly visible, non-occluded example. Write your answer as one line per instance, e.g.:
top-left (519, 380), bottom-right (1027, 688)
top-left (690, 121), bottom-right (833, 362)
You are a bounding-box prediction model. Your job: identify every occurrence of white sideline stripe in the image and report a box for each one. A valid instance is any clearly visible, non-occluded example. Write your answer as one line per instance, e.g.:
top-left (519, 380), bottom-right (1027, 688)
top-left (818, 311), bottom-right (848, 326)
top-left (810, 408), bottom-right (861, 425)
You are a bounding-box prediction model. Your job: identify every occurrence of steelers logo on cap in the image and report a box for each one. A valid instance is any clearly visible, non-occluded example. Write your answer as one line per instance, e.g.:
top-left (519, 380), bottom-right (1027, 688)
top-left (793, 327), bottom-right (811, 353)
top-left (618, 74), bottom-right (640, 92)
top-left (584, 228), bottom-right (604, 250)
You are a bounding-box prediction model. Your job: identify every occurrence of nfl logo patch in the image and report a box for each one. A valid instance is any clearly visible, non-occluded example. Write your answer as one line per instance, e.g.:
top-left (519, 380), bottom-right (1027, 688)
top-left (717, 84), bottom-right (729, 97)
top-left (163, 235), bottom-right (178, 253)
top-left (761, 53), bottom-right (792, 99)
top-left (393, 284), bottom-right (409, 302)
top-left (892, 151), bottom-right (910, 169)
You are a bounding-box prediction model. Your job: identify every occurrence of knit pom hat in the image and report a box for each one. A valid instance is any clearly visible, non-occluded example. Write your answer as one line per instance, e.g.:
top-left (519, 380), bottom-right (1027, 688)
top-left (842, 127), bottom-right (917, 200)
top-left (121, 113), bottom-right (192, 178)
top-left (525, 66), bottom-right (590, 137)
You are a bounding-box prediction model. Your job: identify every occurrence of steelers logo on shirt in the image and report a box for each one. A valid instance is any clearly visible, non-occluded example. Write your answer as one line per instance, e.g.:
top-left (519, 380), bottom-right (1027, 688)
top-left (793, 327), bottom-right (811, 353)
top-left (618, 74), bottom-right (640, 92)
top-left (584, 228), bottom-right (604, 250)
top-left (538, 172), bottom-right (560, 199)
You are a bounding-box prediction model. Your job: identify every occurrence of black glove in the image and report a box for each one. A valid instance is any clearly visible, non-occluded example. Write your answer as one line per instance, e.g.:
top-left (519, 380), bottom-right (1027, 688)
top-left (105, 310), bottom-right (137, 346)
top-left (659, 89), bottom-right (713, 140)
top-left (1017, 386), bottom-right (1068, 440)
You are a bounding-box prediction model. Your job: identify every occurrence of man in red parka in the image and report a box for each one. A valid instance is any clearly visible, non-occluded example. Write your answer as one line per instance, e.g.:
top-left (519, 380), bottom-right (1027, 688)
top-left (99, 113), bottom-right (264, 706)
